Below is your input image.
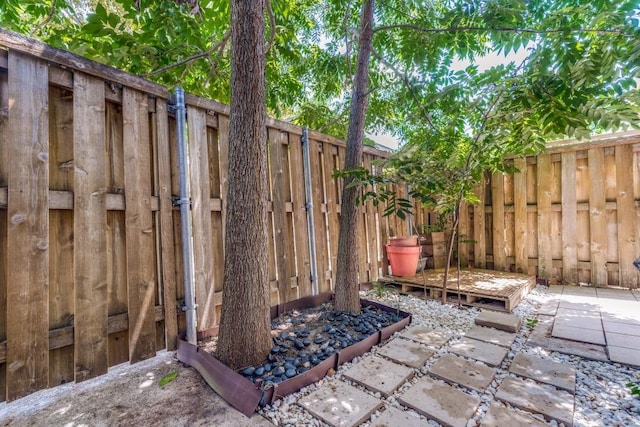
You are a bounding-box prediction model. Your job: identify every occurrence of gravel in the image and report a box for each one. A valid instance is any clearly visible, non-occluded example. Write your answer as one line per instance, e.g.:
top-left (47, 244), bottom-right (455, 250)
top-left (257, 285), bottom-right (640, 427)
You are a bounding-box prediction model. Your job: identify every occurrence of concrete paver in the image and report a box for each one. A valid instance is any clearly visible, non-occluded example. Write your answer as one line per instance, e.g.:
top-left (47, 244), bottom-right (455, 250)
top-left (464, 325), bottom-right (516, 348)
top-left (528, 315), bottom-right (608, 361)
top-left (475, 311), bottom-right (521, 333)
top-left (603, 320), bottom-right (640, 336)
top-left (547, 285), bottom-right (564, 294)
top-left (480, 402), bottom-right (548, 427)
top-left (608, 346), bottom-right (640, 367)
top-left (299, 381), bottom-right (382, 427)
top-left (554, 313), bottom-right (603, 331)
top-left (557, 300), bottom-right (600, 312)
top-left (400, 326), bottom-right (450, 348)
top-left (600, 311), bottom-right (640, 325)
top-left (449, 337), bottom-right (508, 367)
top-left (369, 406), bottom-right (431, 427)
top-left (562, 286), bottom-right (596, 297)
top-left (399, 377), bottom-right (481, 427)
top-left (596, 288), bottom-right (636, 300)
top-left (495, 377), bottom-right (574, 427)
top-left (537, 301), bottom-right (559, 316)
top-left (551, 323), bottom-right (606, 345)
top-left (428, 354), bottom-right (496, 392)
top-left (605, 332), bottom-right (640, 350)
top-left (376, 338), bottom-right (434, 369)
top-left (343, 355), bottom-right (414, 396)
top-left (509, 353), bottom-right (576, 393)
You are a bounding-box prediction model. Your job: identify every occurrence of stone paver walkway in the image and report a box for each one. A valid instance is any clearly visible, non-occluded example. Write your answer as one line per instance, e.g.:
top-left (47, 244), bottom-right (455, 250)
top-left (542, 285), bottom-right (640, 367)
top-left (276, 288), bottom-right (638, 426)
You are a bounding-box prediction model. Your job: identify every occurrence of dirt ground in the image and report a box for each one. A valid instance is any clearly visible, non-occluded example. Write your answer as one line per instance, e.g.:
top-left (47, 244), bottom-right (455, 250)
top-left (0, 351), bottom-right (273, 427)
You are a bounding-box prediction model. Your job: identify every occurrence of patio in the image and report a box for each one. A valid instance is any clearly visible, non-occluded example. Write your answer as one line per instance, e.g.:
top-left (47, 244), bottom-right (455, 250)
top-left (536, 285), bottom-right (640, 367)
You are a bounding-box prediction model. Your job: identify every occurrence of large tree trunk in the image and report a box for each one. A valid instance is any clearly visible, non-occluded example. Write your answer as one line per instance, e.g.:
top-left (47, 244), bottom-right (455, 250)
top-left (334, 0), bottom-right (374, 313)
top-left (216, 0), bottom-right (272, 369)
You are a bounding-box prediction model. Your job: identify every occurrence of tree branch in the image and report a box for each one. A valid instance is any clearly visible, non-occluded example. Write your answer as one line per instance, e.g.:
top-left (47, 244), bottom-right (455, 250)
top-left (374, 24), bottom-right (634, 38)
top-left (265, 0), bottom-right (276, 53)
top-left (31, 0), bottom-right (58, 36)
top-left (141, 30), bottom-right (231, 78)
top-left (372, 50), bottom-right (440, 135)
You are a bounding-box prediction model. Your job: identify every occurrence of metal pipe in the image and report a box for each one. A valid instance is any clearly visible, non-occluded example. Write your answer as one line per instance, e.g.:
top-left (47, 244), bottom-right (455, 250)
top-left (302, 127), bottom-right (319, 295)
top-left (174, 87), bottom-right (197, 344)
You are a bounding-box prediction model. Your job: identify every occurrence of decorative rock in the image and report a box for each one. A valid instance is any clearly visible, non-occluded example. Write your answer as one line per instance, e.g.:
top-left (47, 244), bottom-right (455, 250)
top-left (242, 366), bottom-right (255, 376)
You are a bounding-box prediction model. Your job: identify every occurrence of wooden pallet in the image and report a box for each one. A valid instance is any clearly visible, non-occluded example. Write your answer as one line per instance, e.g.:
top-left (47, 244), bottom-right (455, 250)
top-left (379, 269), bottom-right (536, 312)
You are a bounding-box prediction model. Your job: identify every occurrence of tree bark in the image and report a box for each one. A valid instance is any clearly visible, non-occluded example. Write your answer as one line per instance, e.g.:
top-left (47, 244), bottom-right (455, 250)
top-left (334, 0), bottom-right (374, 313)
top-left (217, 0), bottom-right (272, 369)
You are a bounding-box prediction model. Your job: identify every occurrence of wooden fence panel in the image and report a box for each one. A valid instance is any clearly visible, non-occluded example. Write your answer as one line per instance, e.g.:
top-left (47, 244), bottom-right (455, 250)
top-left (154, 98), bottom-right (178, 351)
top-left (269, 128), bottom-right (293, 304)
top-left (187, 106), bottom-right (216, 330)
top-left (289, 134), bottom-right (312, 298)
top-left (47, 85), bottom-right (74, 388)
top-left (588, 148), bottom-right (608, 286)
top-left (0, 50), bottom-right (8, 403)
top-left (323, 144), bottom-right (340, 286)
top-left (6, 52), bottom-right (50, 400)
top-left (73, 72), bottom-right (108, 382)
top-left (491, 172), bottom-right (506, 270)
top-left (310, 139), bottom-right (330, 293)
top-left (536, 154), bottom-right (553, 280)
top-left (561, 152), bottom-right (578, 284)
top-left (514, 158), bottom-right (528, 274)
top-left (617, 144), bottom-right (639, 288)
top-left (473, 179), bottom-right (486, 268)
top-left (122, 88), bottom-right (156, 362)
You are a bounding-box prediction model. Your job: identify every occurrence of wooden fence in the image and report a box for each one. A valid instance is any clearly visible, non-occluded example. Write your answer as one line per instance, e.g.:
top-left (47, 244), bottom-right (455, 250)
top-left (0, 29), bottom-right (400, 402)
top-left (457, 132), bottom-right (640, 288)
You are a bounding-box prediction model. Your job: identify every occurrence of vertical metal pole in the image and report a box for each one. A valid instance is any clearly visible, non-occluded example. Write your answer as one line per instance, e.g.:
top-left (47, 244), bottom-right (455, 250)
top-left (175, 87), bottom-right (197, 344)
top-left (302, 128), bottom-right (319, 295)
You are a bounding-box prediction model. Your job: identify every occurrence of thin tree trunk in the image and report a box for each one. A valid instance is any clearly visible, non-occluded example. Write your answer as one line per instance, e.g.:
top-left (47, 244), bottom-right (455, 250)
top-left (334, 0), bottom-right (374, 313)
top-left (441, 200), bottom-right (461, 304)
top-left (217, 0), bottom-right (272, 369)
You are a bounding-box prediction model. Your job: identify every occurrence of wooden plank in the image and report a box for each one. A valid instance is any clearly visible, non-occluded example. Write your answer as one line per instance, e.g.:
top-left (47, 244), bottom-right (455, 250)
top-left (310, 139), bottom-right (329, 291)
top-left (207, 128), bottom-right (224, 321)
top-left (588, 148), bottom-right (607, 286)
top-left (0, 28), bottom-right (167, 98)
top-left (47, 86), bottom-right (75, 388)
top-left (324, 145), bottom-right (340, 284)
top-left (513, 158), bottom-right (528, 274)
top-left (0, 58), bottom-right (8, 402)
top-left (615, 144), bottom-right (639, 288)
top-left (122, 87), bottom-right (156, 362)
top-left (73, 72), bottom-right (108, 382)
top-left (536, 153), bottom-right (553, 280)
top-left (269, 128), bottom-right (292, 303)
top-left (491, 172), bottom-right (506, 270)
top-left (187, 106), bottom-right (216, 330)
top-left (458, 202), bottom-right (470, 268)
top-left (561, 152), bottom-right (578, 284)
top-left (473, 177), bottom-right (486, 268)
top-left (218, 115), bottom-right (230, 254)
top-left (288, 134), bottom-right (312, 297)
top-left (364, 155), bottom-right (379, 280)
top-left (154, 98), bottom-right (178, 350)
top-left (6, 52), bottom-right (49, 400)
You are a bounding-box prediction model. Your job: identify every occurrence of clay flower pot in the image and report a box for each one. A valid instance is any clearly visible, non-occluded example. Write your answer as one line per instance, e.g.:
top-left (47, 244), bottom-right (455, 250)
top-left (388, 235), bottom-right (419, 247)
top-left (385, 244), bottom-right (421, 277)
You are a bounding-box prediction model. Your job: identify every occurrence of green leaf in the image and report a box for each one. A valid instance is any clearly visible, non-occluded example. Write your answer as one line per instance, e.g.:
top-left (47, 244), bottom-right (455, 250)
top-left (159, 371), bottom-right (179, 387)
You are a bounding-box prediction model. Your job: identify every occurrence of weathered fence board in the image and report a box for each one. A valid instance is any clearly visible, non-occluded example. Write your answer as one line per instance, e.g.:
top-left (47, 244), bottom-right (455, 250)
top-left (73, 73), bottom-right (108, 382)
top-left (6, 52), bottom-right (50, 400)
top-left (122, 88), bottom-right (157, 362)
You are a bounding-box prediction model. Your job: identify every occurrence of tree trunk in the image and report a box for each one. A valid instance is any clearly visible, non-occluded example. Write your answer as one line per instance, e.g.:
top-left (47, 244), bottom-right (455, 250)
top-left (217, 0), bottom-right (272, 369)
top-left (334, 0), bottom-right (374, 313)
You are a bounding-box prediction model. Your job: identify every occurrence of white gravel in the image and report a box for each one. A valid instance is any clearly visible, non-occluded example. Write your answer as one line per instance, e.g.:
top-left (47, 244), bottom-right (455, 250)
top-left (258, 286), bottom-right (640, 427)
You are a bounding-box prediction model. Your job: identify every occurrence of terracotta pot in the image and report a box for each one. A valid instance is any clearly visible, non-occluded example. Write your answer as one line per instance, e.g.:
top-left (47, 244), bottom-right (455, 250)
top-left (385, 244), bottom-right (421, 277)
top-left (388, 235), bottom-right (419, 247)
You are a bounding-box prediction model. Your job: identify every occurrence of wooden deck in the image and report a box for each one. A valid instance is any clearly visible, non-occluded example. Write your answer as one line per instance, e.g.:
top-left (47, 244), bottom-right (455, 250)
top-left (379, 269), bottom-right (537, 312)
